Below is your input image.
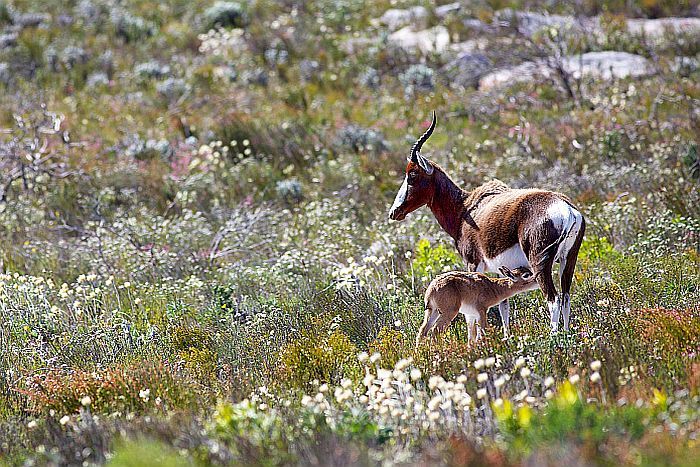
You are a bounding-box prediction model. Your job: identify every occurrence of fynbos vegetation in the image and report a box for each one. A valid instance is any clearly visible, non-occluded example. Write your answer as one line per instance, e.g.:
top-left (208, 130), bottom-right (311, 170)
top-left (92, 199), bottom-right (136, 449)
top-left (0, 0), bottom-right (699, 465)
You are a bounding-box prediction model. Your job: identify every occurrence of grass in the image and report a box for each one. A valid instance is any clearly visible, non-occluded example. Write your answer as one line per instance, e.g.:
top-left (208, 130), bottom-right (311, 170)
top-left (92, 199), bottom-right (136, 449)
top-left (0, 0), bottom-right (699, 465)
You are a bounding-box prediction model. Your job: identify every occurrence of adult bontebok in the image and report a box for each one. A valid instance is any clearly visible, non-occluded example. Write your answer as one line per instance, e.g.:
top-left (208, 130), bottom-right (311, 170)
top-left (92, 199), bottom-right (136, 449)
top-left (389, 111), bottom-right (585, 333)
top-left (418, 266), bottom-right (537, 345)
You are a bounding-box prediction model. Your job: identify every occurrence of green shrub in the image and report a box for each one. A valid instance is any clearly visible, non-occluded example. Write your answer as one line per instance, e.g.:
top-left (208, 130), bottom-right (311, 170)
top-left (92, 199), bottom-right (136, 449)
top-left (411, 238), bottom-right (463, 284)
top-left (277, 328), bottom-right (360, 388)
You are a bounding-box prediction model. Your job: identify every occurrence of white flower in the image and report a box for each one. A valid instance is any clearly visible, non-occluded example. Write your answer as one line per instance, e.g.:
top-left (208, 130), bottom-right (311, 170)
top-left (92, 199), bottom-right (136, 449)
top-left (476, 388), bottom-right (488, 399)
top-left (544, 389), bottom-right (554, 399)
top-left (139, 388), bottom-right (150, 400)
top-left (318, 383), bottom-right (329, 393)
top-left (27, 420), bottom-right (37, 429)
top-left (377, 369), bottom-right (392, 381)
top-left (427, 396), bottom-right (442, 411)
top-left (484, 357), bottom-right (496, 367)
top-left (590, 372), bottom-right (601, 383)
top-left (59, 415), bottom-right (70, 425)
top-left (370, 353), bottom-right (381, 364)
top-left (520, 367), bottom-right (531, 378)
top-left (394, 358), bottom-right (412, 371)
top-left (493, 398), bottom-right (504, 408)
top-left (477, 372), bottom-right (488, 383)
top-left (457, 375), bottom-right (467, 384)
top-left (358, 352), bottom-right (369, 363)
top-left (428, 375), bottom-right (443, 390)
top-left (544, 376), bottom-right (555, 388)
top-left (410, 368), bottom-right (422, 381)
top-left (340, 378), bottom-right (352, 389)
top-left (494, 376), bottom-right (506, 388)
top-left (80, 396), bottom-right (92, 407)
top-left (515, 357), bottom-right (526, 369)
top-left (569, 374), bottom-right (580, 384)
top-left (473, 359), bottom-right (485, 370)
top-left (590, 360), bottom-right (602, 371)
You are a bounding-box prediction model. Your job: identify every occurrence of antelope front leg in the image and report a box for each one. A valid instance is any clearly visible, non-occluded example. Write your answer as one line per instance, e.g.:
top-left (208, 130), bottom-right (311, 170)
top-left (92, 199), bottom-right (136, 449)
top-left (498, 299), bottom-right (510, 337)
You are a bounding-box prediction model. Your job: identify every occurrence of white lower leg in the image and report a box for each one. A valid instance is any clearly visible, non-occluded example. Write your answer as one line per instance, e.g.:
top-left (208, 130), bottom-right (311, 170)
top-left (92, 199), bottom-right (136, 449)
top-left (549, 297), bottom-right (560, 332)
top-left (562, 293), bottom-right (571, 331)
top-left (498, 299), bottom-right (510, 337)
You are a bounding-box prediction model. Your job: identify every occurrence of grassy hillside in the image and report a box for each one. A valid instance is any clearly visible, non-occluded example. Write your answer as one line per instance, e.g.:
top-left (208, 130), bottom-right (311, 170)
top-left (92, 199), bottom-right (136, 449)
top-left (0, 0), bottom-right (699, 465)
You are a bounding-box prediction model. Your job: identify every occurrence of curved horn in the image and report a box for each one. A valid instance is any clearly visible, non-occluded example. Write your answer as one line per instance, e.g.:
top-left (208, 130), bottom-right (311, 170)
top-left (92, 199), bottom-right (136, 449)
top-left (410, 110), bottom-right (436, 162)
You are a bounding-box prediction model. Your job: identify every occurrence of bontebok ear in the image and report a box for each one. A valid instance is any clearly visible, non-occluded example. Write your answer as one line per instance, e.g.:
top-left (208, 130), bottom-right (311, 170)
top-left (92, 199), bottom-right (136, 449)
top-left (416, 154), bottom-right (434, 174)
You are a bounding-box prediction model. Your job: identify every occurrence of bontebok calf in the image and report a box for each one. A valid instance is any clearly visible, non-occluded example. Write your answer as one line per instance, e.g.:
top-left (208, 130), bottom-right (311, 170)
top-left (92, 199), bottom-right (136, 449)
top-left (418, 266), bottom-right (537, 345)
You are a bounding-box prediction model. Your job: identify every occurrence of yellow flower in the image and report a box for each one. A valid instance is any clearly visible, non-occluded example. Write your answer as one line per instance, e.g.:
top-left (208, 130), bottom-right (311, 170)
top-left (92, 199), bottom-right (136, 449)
top-left (652, 388), bottom-right (667, 409)
top-left (517, 405), bottom-right (533, 428)
top-left (492, 399), bottom-right (513, 423)
top-left (556, 380), bottom-right (579, 407)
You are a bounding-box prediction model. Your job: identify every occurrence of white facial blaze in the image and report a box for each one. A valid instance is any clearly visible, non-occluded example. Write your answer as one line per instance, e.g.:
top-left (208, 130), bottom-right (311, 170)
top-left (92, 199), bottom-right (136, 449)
top-left (390, 177), bottom-right (409, 214)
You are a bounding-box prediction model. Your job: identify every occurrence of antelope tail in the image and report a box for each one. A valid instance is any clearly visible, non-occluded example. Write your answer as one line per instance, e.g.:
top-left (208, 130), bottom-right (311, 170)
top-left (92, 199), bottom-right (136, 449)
top-left (536, 211), bottom-right (578, 269)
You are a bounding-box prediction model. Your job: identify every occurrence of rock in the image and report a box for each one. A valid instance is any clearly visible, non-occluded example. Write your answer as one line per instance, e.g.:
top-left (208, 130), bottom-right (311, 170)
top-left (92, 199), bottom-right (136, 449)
top-left (442, 52), bottom-right (492, 88)
top-left (377, 6), bottom-right (428, 31)
top-left (0, 33), bottom-right (17, 49)
top-left (462, 18), bottom-right (494, 34)
top-left (479, 51), bottom-right (654, 89)
top-left (436, 2), bottom-right (461, 18)
top-left (671, 56), bottom-right (699, 76)
top-left (494, 9), bottom-right (589, 37)
top-left (479, 60), bottom-right (550, 90)
top-left (13, 12), bottom-right (50, 28)
top-left (562, 51), bottom-right (653, 80)
top-left (388, 25), bottom-right (450, 54)
top-left (340, 36), bottom-right (375, 55)
top-left (0, 63), bottom-right (9, 85)
top-left (626, 17), bottom-right (700, 38)
top-left (449, 37), bottom-right (491, 53)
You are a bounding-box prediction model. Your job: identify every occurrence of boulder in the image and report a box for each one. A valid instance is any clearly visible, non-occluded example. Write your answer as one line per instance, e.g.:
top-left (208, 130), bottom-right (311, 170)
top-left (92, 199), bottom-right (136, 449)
top-left (626, 17), bottom-right (700, 38)
top-left (13, 12), bottom-right (50, 28)
top-left (494, 9), bottom-right (583, 37)
top-left (479, 51), bottom-right (654, 89)
top-left (388, 25), bottom-right (450, 54)
top-left (479, 60), bottom-right (550, 90)
top-left (462, 18), bottom-right (494, 34)
top-left (377, 6), bottom-right (428, 31)
top-left (436, 2), bottom-right (462, 18)
top-left (340, 36), bottom-right (375, 55)
top-left (0, 33), bottom-right (17, 49)
top-left (442, 52), bottom-right (493, 88)
top-left (561, 51), bottom-right (654, 80)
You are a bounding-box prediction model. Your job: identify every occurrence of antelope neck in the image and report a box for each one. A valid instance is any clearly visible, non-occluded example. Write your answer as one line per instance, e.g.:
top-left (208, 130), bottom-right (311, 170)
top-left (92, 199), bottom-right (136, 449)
top-left (427, 168), bottom-right (467, 242)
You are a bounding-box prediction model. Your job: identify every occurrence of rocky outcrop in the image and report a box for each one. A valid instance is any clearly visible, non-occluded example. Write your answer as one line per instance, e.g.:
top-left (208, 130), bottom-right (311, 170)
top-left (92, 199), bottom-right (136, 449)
top-left (442, 52), bottom-right (493, 88)
top-left (388, 26), bottom-right (450, 54)
top-left (479, 51), bottom-right (654, 89)
top-left (626, 17), bottom-right (700, 38)
top-left (376, 6), bottom-right (428, 31)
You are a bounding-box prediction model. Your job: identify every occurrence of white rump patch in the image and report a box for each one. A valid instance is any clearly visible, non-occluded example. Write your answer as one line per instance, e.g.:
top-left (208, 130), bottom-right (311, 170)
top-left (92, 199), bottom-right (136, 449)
top-left (546, 200), bottom-right (584, 262)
